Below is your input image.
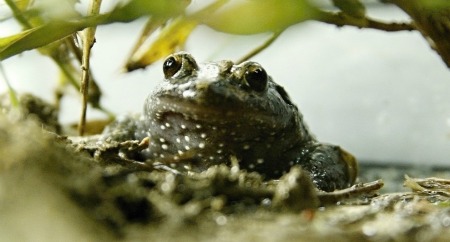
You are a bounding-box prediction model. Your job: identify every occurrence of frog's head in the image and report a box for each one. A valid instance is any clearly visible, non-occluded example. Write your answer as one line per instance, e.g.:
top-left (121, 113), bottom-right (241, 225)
top-left (145, 52), bottom-right (300, 138)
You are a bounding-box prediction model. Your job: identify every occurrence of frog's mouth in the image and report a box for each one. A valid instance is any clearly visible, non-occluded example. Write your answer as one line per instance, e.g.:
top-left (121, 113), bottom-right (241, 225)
top-left (150, 96), bottom-right (286, 128)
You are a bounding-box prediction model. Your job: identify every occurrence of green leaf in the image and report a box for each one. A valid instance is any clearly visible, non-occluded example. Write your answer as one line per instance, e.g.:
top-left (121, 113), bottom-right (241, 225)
top-left (0, 0), bottom-right (190, 60)
top-left (0, 18), bottom-right (101, 60)
top-left (418, 0), bottom-right (450, 9)
top-left (108, 0), bottom-right (190, 22)
top-left (332, 0), bottom-right (366, 19)
top-left (203, 0), bottom-right (316, 34)
top-left (126, 17), bottom-right (198, 71)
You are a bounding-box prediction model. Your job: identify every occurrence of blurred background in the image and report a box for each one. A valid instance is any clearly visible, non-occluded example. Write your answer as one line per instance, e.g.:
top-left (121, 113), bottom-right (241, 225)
top-left (0, 0), bottom-right (449, 166)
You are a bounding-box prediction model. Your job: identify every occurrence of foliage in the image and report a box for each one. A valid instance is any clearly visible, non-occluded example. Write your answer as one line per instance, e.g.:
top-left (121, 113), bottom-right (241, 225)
top-left (0, 0), bottom-right (448, 134)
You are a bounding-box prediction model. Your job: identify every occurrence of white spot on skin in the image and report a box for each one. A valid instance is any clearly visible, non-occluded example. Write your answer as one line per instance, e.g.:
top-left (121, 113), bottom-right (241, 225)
top-left (181, 124), bottom-right (186, 129)
top-left (165, 123), bottom-right (171, 127)
top-left (200, 133), bottom-right (207, 138)
top-left (184, 136), bottom-right (190, 142)
top-left (196, 124), bottom-right (202, 129)
top-left (160, 125), bottom-right (166, 130)
top-left (182, 89), bottom-right (196, 98)
top-left (160, 154), bottom-right (165, 158)
top-left (209, 156), bottom-right (215, 160)
top-left (178, 150), bottom-right (184, 155)
top-left (159, 138), bottom-right (165, 143)
top-left (243, 144), bottom-right (250, 150)
top-left (176, 138), bottom-right (181, 143)
top-left (199, 143), bottom-right (205, 149)
top-left (249, 164), bottom-right (255, 169)
top-left (257, 158), bottom-right (264, 164)
top-left (185, 145), bottom-right (190, 150)
top-left (217, 149), bottom-right (223, 154)
top-left (219, 143), bottom-right (224, 147)
top-left (161, 144), bottom-right (169, 150)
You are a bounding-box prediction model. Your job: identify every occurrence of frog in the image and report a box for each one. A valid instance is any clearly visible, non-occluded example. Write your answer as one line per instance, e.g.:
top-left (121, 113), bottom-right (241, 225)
top-left (102, 52), bottom-right (358, 192)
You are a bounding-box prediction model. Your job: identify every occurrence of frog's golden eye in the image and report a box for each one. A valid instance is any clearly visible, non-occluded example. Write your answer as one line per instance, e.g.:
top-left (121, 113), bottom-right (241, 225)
top-left (244, 65), bottom-right (268, 92)
top-left (163, 56), bottom-right (182, 78)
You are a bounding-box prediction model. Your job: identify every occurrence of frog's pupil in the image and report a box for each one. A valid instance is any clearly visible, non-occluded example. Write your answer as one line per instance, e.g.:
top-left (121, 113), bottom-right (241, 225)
top-left (245, 67), bottom-right (267, 92)
top-left (163, 56), bottom-right (182, 78)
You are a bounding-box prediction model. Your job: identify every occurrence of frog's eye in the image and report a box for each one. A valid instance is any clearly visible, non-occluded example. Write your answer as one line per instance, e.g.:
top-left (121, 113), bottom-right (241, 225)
top-left (163, 56), bottom-right (182, 78)
top-left (244, 65), bottom-right (268, 92)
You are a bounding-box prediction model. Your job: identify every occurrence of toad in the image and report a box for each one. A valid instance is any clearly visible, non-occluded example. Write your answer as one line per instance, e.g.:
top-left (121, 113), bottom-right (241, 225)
top-left (102, 52), bottom-right (357, 191)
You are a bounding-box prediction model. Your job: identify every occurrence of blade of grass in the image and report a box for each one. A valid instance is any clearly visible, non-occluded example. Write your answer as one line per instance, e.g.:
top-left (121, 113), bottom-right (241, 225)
top-left (0, 62), bottom-right (19, 107)
top-left (235, 31), bottom-right (282, 64)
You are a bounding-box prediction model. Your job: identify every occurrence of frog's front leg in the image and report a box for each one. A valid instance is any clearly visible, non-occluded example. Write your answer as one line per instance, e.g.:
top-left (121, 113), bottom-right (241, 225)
top-left (101, 114), bottom-right (144, 142)
top-left (294, 142), bottom-right (358, 192)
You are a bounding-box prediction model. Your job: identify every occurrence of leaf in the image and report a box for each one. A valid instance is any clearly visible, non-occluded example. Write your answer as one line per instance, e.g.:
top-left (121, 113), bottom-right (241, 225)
top-left (203, 0), bottom-right (316, 34)
top-left (126, 17), bottom-right (198, 71)
top-left (418, 0), bottom-right (450, 9)
top-left (15, 0), bottom-right (32, 10)
top-left (123, 17), bottom-right (168, 70)
top-left (108, 0), bottom-right (190, 23)
top-left (0, 0), bottom-right (190, 60)
top-left (0, 18), bottom-right (101, 60)
top-left (124, 0), bottom-right (227, 71)
top-left (332, 0), bottom-right (366, 19)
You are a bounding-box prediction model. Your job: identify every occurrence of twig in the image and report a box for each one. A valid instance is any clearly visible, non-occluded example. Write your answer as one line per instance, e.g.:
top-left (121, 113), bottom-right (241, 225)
top-left (79, 0), bottom-right (102, 136)
top-left (388, 0), bottom-right (450, 67)
top-left (318, 179), bottom-right (384, 205)
top-left (315, 11), bottom-right (415, 32)
top-left (236, 32), bottom-right (282, 64)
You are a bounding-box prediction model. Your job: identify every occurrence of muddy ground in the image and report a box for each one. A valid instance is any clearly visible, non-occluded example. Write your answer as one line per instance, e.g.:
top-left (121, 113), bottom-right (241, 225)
top-left (0, 100), bottom-right (449, 242)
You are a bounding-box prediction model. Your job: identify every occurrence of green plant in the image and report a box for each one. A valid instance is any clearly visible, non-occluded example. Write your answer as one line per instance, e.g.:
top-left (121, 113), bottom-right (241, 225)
top-left (1, 0), bottom-right (448, 134)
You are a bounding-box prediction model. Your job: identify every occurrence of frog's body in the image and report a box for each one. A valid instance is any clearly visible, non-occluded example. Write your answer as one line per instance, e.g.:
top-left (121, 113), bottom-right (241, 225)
top-left (103, 52), bottom-right (357, 191)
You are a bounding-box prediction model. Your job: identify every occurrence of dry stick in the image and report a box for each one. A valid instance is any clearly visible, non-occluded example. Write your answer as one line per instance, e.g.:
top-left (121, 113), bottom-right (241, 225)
top-left (317, 179), bottom-right (384, 205)
top-left (79, 0), bottom-right (103, 136)
top-left (315, 11), bottom-right (415, 32)
top-left (391, 0), bottom-right (450, 68)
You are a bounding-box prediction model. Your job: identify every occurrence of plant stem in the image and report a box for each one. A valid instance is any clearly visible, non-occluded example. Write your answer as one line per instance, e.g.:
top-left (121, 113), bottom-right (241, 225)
top-left (79, 0), bottom-right (103, 136)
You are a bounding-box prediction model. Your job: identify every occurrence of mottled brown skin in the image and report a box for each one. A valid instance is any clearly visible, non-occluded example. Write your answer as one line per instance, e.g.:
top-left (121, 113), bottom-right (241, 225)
top-left (103, 52), bottom-right (357, 191)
